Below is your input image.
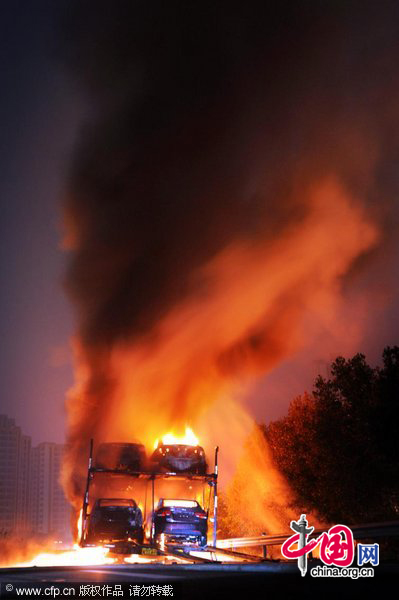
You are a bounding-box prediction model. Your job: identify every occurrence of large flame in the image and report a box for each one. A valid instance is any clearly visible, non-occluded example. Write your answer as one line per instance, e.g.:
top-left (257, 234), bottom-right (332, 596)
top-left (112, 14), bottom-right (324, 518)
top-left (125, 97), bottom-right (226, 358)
top-left (154, 426), bottom-right (199, 449)
top-left (62, 180), bottom-right (378, 538)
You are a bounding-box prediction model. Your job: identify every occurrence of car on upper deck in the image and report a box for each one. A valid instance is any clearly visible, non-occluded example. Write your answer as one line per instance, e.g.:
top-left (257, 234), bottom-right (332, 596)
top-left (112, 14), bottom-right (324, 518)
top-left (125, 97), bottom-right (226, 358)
top-left (94, 442), bottom-right (147, 472)
top-left (150, 444), bottom-right (207, 475)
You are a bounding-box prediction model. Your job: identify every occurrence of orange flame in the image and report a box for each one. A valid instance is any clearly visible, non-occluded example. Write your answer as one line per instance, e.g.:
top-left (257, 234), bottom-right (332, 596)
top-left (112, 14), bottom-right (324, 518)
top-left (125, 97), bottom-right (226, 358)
top-left (0, 537), bottom-right (116, 569)
top-left (62, 179), bottom-right (378, 537)
top-left (77, 508), bottom-right (83, 541)
top-left (154, 426), bottom-right (199, 449)
top-left (13, 545), bottom-right (114, 568)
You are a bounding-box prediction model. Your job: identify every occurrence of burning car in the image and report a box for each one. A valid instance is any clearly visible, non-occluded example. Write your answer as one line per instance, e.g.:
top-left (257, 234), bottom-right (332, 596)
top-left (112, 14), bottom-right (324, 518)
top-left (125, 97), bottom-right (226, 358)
top-left (86, 498), bottom-right (144, 545)
top-left (151, 444), bottom-right (207, 474)
top-left (151, 499), bottom-right (208, 548)
top-left (95, 442), bottom-right (147, 472)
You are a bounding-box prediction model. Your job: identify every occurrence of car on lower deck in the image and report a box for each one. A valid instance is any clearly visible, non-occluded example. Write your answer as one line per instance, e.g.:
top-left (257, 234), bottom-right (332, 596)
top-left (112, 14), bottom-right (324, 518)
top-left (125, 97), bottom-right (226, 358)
top-left (151, 499), bottom-right (208, 548)
top-left (85, 498), bottom-right (144, 545)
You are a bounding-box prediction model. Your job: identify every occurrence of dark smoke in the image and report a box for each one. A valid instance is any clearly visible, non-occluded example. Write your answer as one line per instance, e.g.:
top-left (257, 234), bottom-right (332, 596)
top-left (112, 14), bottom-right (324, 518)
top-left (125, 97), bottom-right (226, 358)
top-left (63, 0), bottom-right (399, 342)
top-left (61, 1), bottom-right (399, 509)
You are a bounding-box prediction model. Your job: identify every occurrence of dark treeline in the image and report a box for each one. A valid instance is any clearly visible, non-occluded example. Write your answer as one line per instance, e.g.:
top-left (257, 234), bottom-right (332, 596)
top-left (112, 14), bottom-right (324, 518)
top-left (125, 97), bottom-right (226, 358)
top-left (264, 346), bottom-right (399, 525)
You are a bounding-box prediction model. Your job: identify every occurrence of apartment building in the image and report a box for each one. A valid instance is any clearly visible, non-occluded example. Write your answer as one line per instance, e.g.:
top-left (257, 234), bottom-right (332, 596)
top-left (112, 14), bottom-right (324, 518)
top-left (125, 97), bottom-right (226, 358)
top-left (0, 415), bottom-right (71, 537)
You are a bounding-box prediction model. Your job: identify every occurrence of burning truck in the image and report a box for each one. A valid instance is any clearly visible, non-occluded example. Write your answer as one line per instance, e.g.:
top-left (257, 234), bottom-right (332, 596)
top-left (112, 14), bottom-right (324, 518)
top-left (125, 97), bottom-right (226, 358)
top-left (79, 429), bottom-right (218, 556)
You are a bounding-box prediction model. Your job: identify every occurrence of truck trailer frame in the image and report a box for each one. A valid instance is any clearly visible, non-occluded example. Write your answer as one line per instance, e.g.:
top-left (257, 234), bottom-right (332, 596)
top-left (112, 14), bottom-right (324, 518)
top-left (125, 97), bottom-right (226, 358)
top-left (80, 439), bottom-right (219, 552)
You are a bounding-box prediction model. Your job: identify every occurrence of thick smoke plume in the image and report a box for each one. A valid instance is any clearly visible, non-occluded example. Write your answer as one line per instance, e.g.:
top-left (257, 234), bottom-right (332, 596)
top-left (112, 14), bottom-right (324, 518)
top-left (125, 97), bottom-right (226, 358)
top-left (61, 1), bottom-right (399, 533)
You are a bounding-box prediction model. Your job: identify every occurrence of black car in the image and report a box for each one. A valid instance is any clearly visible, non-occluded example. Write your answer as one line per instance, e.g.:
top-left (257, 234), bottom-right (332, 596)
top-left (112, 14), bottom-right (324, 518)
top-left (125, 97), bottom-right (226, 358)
top-left (151, 499), bottom-right (208, 548)
top-left (95, 443), bottom-right (147, 472)
top-left (151, 444), bottom-right (207, 474)
top-left (86, 498), bottom-right (144, 544)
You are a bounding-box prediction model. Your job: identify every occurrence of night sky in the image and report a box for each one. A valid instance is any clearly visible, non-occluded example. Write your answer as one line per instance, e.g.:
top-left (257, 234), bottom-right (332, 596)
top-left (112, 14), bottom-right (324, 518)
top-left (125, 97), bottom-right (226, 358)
top-left (1, 1), bottom-right (399, 445)
top-left (0, 1), bottom-right (79, 443)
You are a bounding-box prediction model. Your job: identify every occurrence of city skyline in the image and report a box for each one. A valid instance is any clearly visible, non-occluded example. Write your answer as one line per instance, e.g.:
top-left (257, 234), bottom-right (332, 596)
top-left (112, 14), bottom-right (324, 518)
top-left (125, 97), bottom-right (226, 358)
top-left (0, 414), bottom-right (71, 539)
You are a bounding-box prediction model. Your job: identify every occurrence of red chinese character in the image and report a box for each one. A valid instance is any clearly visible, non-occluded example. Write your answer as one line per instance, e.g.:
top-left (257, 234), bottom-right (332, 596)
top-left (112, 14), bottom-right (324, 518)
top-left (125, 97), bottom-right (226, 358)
top-left (281, 533), bottom-right (318, 559)
top-left (318, 525), bottom-right (354, 567)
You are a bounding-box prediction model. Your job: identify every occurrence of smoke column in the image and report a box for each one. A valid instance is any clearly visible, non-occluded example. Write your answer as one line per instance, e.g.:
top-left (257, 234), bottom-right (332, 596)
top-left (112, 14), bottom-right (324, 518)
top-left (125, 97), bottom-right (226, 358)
top-left (61, 1), bottom-right (399, 532)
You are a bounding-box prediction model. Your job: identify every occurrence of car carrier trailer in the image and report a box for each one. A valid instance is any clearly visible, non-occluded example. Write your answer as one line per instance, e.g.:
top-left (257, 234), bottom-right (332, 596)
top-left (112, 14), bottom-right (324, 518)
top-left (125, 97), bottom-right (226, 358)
top-left (80, 439), bottom-right (220, 555)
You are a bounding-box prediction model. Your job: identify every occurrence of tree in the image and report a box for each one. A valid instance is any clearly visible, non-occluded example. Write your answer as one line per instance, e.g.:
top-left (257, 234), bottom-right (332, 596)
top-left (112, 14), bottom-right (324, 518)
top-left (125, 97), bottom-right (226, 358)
top-left (264, 347), bottom-right (399, 524)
